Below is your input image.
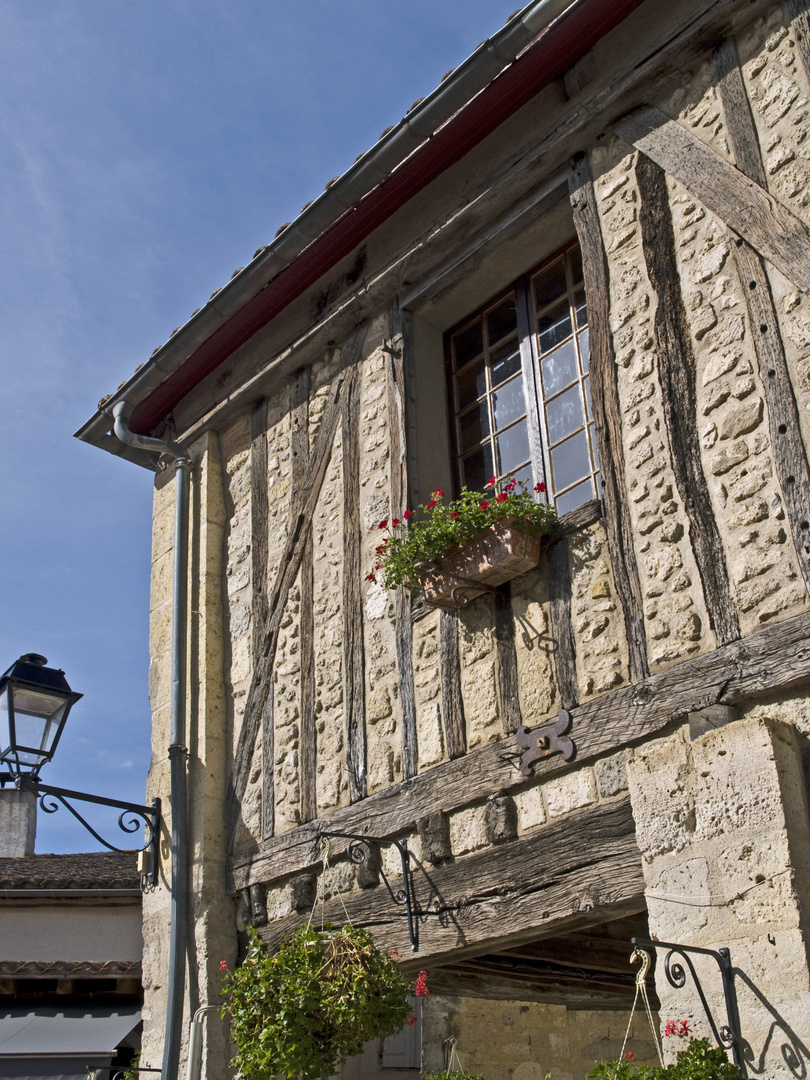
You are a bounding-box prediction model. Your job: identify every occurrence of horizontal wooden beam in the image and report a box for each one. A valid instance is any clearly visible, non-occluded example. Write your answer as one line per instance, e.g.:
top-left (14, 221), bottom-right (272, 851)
top-left (499, 929), bottom-right (648, 976)
top-left (229, 607), bottom-right (810, 892)
top-left (254, 800), bottom-right (645, 965)
top-left (446, 955), bottom-right (636, 995)
top-left (615, 106), bottom-right (810, 294)
top-left (432, 967), bottom-right (639, 1006)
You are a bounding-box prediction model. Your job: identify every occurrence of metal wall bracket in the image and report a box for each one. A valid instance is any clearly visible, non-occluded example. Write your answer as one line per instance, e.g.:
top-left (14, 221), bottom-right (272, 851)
top-left (319, 830), bottom-right (419, 952)
top-left (6, 774), bottom-right (162, 889)
top-left (516, 709), bottom-right (575, 775)
top-left (631, 936), bottom-right (744, 1072)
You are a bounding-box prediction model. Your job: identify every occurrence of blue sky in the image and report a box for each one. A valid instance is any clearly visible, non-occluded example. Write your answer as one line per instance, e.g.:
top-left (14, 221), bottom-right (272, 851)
top-left (0, 0), bottom-right (511, 852)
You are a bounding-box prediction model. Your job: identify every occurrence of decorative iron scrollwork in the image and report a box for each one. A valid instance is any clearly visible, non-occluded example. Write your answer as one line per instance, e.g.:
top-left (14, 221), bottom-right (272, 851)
top-left (632, 937), bottom-right (742, 1069)
top-left (17, 777), bottom-right (161, 888)
top-left (515, 709), bottom-right (575, 775)
top-left (319, 830), bottom-right (419, 952)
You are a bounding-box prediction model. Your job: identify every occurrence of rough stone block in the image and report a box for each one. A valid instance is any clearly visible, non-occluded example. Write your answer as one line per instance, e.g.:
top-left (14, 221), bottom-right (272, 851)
top-left (354, 842), bottom-right (381, 889)
top-left (249, 882), bottom-right (268, 927)
top-left (514, 785), bottom-right (547, 831)
top-left (289, 874), bottom-right (316, 912)
top-left (594, 752), bottom-right (629, 798)
top-left (484, 791), bottom-right (518, 844)
top-left (418, 811), bottom-right (452, 865)
top-left (449, 804), bottom-right (488, 855)
top-left (544, 769), bottom-right (598, 818)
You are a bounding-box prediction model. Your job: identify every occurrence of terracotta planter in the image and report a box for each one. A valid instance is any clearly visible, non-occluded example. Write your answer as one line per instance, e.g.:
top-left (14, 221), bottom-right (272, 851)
top-left (419, 520), bottom-right (543, 610)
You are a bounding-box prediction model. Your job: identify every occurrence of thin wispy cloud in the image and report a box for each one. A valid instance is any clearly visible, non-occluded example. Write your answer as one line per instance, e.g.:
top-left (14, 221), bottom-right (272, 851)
top-left (0, 0), bottom-right (515, 851)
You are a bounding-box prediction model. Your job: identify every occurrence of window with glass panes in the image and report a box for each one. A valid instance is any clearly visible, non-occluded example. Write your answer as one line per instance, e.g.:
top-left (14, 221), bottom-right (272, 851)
top-left (447, 241), bottom-right (598, 516)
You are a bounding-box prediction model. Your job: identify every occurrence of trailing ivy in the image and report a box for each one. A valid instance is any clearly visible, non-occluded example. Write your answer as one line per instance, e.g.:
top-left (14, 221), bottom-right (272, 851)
top-left (222, 923), bottom-right (411, 1080)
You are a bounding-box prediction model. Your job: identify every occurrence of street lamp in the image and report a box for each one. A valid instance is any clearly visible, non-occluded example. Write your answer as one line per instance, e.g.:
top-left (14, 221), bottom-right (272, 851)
top-left (0, 655), bottom-right (160, 887)
top-left (0, 654), bottom-right (82, 776)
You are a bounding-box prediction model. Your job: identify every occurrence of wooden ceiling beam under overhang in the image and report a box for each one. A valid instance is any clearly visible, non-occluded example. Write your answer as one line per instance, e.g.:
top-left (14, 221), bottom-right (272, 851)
top-left (428, 913), bottom-right (658, 1010)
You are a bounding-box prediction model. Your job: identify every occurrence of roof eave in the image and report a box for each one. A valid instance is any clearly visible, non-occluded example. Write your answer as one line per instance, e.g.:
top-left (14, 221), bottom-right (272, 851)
top-left (76, 0), bottom-right (645, 466)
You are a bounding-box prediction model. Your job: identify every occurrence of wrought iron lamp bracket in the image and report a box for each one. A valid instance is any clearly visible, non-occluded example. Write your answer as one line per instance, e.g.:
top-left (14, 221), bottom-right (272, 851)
top-left (319, 830), bottom-right (419, 952)
top-left (631, 936), bottom-right (743, 1071)
top-left (1, 774), bottom-right (161, 889)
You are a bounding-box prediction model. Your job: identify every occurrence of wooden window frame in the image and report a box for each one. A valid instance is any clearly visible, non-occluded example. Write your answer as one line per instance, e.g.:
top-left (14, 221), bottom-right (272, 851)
top-left (444, 240), bottom-right (599, 515)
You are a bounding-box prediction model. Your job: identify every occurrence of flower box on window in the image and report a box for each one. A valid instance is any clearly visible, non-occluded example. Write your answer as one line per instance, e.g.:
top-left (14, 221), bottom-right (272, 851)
top-left (421, 519), bottom-right (543, 609)
top-left (368, 478), bottom-right (556, 611)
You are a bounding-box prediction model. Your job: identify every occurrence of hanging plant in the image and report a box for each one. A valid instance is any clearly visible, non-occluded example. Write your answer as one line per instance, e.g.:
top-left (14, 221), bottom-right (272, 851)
top-left (423, 1072), bottom-right (488, 1080)
top-left (222, 923), bottom-right (412, 1080)
top-left (589, 1034), bottom-right (744, 1080)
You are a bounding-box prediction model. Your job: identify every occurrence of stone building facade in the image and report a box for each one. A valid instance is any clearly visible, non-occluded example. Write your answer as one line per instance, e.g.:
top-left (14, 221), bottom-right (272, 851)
top-left (78, 0), bottom-right (810, 1076)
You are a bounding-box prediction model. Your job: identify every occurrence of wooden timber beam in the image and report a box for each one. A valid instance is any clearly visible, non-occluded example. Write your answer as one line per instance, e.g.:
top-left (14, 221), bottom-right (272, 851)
top-left (635, 153), bottom-right (740, 645)
top-left (342, 339), bottom-right (367, 803)
top-left (254, 799), bottom-right (645, 965)
top-left (425, 968), bottom-right (637, 1010)
top-left (614, 106), bottom-right (810, 295)
top-left (387, 302), bottom-right (418, 779)
top-left (440, 610), bottom-right (466, 759)
top-left (714, 40), bottom-right (810, 597)
top-left (227, 322), bottom-right (369, 843)
top-left (570, 157), bottom-right (648, 682)
top-left (498, 922), bottom-right (649, 975)
top-left (495, 585), bottom-right (524, 735)
top-left (229, 604), bottom-right (810, 891)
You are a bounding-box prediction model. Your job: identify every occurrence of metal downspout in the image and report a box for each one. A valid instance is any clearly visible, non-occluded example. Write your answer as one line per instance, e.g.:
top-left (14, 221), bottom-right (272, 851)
top-left (111, 401), bottom-right (191, 1080)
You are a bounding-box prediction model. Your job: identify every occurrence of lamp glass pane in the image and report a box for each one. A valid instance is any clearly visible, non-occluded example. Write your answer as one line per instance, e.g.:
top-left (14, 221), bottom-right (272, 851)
top-left (12, 686), bottom-right (68, 759)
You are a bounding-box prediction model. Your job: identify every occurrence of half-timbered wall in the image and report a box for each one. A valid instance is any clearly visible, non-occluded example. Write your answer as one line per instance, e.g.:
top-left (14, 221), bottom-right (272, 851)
top-left (138, 0), bottom-right (810, 1075)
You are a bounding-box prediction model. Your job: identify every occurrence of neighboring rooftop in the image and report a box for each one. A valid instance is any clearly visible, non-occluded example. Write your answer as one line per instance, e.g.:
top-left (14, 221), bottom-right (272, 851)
top-left (0, 852), bottom-right (139, 891)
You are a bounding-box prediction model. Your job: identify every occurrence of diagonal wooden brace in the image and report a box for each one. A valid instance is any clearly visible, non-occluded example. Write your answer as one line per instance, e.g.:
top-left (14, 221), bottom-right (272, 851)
top-left (516, 709), bottom-right (575, 776)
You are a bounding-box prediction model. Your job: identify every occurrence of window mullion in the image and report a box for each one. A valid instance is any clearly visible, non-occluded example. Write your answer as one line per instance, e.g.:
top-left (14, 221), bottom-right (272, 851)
top-left (515, 278), bottom-right (549, 498)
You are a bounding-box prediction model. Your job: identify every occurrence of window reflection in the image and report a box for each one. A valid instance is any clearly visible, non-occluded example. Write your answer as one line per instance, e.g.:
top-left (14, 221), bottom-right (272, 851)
top-left (448, 242), bottom-right (599, 515)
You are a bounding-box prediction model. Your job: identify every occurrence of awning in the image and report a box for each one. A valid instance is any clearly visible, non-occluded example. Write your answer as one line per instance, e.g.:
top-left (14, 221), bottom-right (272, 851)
top-left (0, 1007), bottom-right (141, 1079)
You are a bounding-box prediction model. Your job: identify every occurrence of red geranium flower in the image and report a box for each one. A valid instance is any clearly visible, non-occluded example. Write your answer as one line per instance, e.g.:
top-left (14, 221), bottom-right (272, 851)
top-left (534, 482), bottom-right (547, 493)
top-left (403, 509), bottom-right (411, 519)
top-left (488, 476), bottom-right (497, 487)
top-left (432, 489), bottom-right (445, 497)
top-left (496, 493), bottom-right (509, 502)
top-left (664, 1020), bottom-right (691, 1038)
top-left (379, 519), bottom-right (388, 529)
top-left (367, 573), bottom-right (375, 582)
top-left (405, 1014), bottom-right (418, 1027)
top-left (480, 500), bottom-right (490, 510)
top-left (450, 512), bottom-right (460, 518)
top-left (220, 960), bottom-right (228, 971)
top-left (392, 518), bottom-right (401, 527)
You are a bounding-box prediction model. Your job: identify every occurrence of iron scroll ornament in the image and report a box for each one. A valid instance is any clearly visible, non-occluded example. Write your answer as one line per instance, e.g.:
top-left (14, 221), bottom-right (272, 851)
top-left (318, 830), bottom-right (419, 952)
top-left (631, 937), bottom-right (743, 1070)
top-left (10, 775), bottom-right (161, 888)
top-left (516, 709), bottom-right (575, 776)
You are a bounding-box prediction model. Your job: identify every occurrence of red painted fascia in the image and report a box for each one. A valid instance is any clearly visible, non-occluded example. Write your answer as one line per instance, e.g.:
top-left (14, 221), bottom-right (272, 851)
top-left (131, 0), bottom-right (646, 434)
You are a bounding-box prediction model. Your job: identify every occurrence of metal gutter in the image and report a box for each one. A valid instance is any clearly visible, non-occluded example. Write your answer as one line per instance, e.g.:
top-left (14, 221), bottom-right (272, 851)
top-left (74, 0), bottom-right (591, 459)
